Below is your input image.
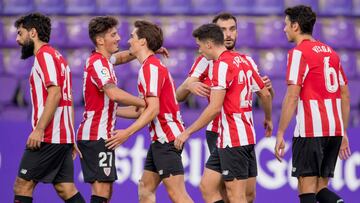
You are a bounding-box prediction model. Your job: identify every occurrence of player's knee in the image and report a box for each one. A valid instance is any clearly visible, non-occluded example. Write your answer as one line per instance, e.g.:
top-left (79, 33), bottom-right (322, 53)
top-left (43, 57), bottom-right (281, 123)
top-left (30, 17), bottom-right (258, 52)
top-left (14, 178), bottom-right (34, 195)
top-left (138, 181), bottom-right (155, 202)
top-left (227, 191), bottom-right (246, 202)
top-left (246, 190), bottom-right (256, 203)
top-left (199, 179), bottom-right (208, 196)
top-left (92, 182), bottom-right (112, 198)
top-left (54, 183), bottom-right (77, 200)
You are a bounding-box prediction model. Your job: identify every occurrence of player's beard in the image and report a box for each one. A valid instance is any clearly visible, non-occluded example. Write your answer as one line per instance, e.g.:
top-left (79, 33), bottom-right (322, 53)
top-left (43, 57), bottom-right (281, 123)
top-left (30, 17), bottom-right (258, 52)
top-left (225, 38), bottom-right (236, 50)
top-left (20, 38), bottom-right (35, 59)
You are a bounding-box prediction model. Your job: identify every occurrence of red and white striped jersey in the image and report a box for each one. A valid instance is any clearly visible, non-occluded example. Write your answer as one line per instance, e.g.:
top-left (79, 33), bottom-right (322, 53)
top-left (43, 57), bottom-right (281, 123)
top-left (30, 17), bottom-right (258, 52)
top-left (210, 51), bottom-right (265, 148)
top-left (30, 44), bottom-right (74, 144)
top-left (287, 39), bottom-right (348, 138)
top-left (138, 55), bottom-right (185, 143)
top-left (77, 51), bottom-right (118, 141)
top-left (188, 55), bottom-right (220, 133)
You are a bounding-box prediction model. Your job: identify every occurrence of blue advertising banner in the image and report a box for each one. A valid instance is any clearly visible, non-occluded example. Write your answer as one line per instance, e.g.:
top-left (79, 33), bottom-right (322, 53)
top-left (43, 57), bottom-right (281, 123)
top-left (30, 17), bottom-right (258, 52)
top-left (1, 114), bottom-right (359, 203)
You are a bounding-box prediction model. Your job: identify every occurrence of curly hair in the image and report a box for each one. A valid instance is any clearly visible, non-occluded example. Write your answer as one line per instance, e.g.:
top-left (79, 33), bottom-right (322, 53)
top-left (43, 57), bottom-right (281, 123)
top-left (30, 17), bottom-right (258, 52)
top-left (15, 12), bottom-right (51, 43)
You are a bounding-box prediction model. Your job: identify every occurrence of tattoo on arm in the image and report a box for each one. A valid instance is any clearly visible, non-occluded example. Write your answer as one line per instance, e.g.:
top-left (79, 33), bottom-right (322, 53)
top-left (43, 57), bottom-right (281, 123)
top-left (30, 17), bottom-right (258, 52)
top-left (103, 83), bottom-right (116, 90)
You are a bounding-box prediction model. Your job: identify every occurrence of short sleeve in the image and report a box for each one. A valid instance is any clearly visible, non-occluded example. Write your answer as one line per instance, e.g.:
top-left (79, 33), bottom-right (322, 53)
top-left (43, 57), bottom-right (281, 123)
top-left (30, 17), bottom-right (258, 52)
top-left (188, 55), bottom-right (210, 80)
top-left (250, 67), bottom-right (265, 92)
top-left (286, 49), bottom-right (308, 86)
top-left (36, 52), bottom-right (59, 88)
top-left (139, 63), bottom-right (165, 97)
top-left (211, 60), bottom-right (233, 90)
top-left (89, 59), bottom-right (115, 90)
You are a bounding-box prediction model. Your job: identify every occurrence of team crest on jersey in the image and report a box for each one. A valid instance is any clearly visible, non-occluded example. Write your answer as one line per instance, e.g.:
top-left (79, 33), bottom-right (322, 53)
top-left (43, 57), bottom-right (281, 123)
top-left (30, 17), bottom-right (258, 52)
top-left (103, 167), bottom-right (111, 176)
top-left (100, 68), bottom-right (111, 79)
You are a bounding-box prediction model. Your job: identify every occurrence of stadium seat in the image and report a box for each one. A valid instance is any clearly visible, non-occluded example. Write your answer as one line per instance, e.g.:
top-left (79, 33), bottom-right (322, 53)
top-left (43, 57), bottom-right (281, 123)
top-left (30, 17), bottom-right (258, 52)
top-left (258, 49), bottom-right (287, 78)
top-left (66, 49), bottom-right (89, 76)
top-left (66, 18), bottom-right (93, 48)
top-left (191, 0), bottom-right (223, 15)
top-left (0, 51), bottom-right (4, 74)
top-left (253, 0), bottom-right (284, 15)
top-left (0, 21), bottom-right (4, 46)
top-left (160, 0), bottom-right (191, 15)
top-left (3, 49), bottom-right (33, 78)
top-left (160, 49), bottom-right (194, 77)
top-left (236, 19), bottom-right (257, 48)
top-left (128, 0), bottom-right (159, 15)
top-left (65, 0), bottom-right (96, 14)
top-left (50, 18), bottom-right (67, 48)
top-left (2, 19), bottom-right (18, 48)
top-left (223, 0), bottom-right (253, 15)
top-left (349, 80), bottom-right (360, 108)
top-left (117, 19), bottom-right (130, 48)
top-left (35, 0), bottom-right (65, 14)
top-left (162, 18), bottom-right (194, 48)
top-left (20, 79), bottom-right (31, 106)
top-left (322, 18), bottom-right (356, 49)
top-left (256, 18), bottom-right (289, 48)
top-left (285, 0), bottom-right (319, 13)
top-left (350, 110), bottom-right (360, 128)
top-left (0, 76), bottom-right (18, 106)
top-left (271, 79), bottom-right (287, 107)
top-left (71, 76), bottom-right (84, 107)
top-left (353, 0), bottom-right (360, 16)
top-left (0, 107), bottom-right (30, 121)
top-left (319, 0), bottom-right (352, 16)
top-left (96, 0), bottom-right (128, 14)
top-left (2, 0), bottom-right (34, 14)
top-left (338, 50), bottom-right (357, 79)
top-left (312, 19), bottom-right (323, 42)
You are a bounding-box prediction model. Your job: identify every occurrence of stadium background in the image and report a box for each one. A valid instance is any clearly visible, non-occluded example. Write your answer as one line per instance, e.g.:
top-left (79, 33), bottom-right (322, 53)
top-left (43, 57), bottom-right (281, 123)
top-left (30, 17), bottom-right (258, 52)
top-left (0, 0), bottom-right (359, 202)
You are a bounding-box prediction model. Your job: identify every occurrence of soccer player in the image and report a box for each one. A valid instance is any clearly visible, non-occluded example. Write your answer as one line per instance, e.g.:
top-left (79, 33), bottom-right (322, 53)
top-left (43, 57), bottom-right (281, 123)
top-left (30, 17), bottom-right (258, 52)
top-left (76, 16), bottom-right (146, 203)
top-left (175, 13), bottom-right (274, 203)
top-left (174, 23), bottom-right (272, 203)
top-left (105, 20), bottom-right (193, 203)
top-left (13, 13), bottom-right (85, 203)
top-left (274, 5), bottom-right (351, 203)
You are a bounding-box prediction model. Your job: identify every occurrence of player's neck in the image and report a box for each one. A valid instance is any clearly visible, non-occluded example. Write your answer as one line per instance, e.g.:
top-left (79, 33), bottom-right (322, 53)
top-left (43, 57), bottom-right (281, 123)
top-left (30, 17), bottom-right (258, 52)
top-left (213, 46), bottom-right (228, 60)
top-left (137, 49), bottom-right (155, 64)
top-left (295, 34), bottom-right (314, 45)
top-left (33, 41), bottom-right (47, 55)
top-left (95, 48), bottom-right (111, 60)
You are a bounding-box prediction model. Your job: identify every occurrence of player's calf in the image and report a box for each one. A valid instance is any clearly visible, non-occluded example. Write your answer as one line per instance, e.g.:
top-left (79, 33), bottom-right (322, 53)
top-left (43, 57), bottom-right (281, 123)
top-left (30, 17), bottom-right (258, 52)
top-left (138, 180), bottom-right (156, 203)
top-left (316, 188), bottom-right (344, 203)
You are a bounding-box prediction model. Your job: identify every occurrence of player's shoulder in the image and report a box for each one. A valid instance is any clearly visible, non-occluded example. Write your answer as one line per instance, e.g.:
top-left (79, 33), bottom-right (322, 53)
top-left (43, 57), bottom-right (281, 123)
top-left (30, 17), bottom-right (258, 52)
top-left (87, 51), bottom-right (110, 68)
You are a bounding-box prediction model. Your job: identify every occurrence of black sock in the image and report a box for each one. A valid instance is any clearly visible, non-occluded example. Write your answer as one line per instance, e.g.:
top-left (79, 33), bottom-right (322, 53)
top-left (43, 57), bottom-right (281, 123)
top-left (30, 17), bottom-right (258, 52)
top-left (214, 200), bottom-right (225, 203)
top-left (65, 192), bottom-right (85, 203)
top-left (316, 188), bottom-right (344, 203)
top-left (91, 195), bottom-right (108, 203)
top-left (299, 193), bottom-right (316, 203)
top-left (14, 195), bottom-right (33, 203)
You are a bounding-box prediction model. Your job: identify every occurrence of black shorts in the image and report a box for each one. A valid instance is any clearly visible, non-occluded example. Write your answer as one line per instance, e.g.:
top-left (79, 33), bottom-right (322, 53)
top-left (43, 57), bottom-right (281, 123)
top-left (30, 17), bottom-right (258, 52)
top-left (206, 145), bottom-right (257, 181)
top-left (17, 143), bottom-right (74, 183)
top-left (206, 130), bottom-right (218, 154)
top-left (144, 141), bottom-right (184, 180)
top-left (292, 136), bottom-right (342, 178)
top-left (77, 139), bottom-right (117, 183)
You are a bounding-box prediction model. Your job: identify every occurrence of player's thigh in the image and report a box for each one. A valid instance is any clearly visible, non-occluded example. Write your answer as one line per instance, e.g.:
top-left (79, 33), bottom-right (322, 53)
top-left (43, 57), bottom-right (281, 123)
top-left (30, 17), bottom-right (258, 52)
top-left (200, 168), bottom-right (223, 193)
top-left (14, 177), bottom-right (37, 195)
top-left (246, 177), bottom-right (256, 195)
top-left (162, 174), bottom-right (187, 195)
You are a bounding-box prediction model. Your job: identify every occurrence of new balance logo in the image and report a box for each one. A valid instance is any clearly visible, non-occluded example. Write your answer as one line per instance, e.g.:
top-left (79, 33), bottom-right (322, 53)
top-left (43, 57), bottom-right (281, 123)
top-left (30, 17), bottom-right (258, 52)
top-left (222, 170), bottom-right (229, 175)
top-left (158, 170), bottom-right (163, 175)
top-left (337, 200), bottom-right (344, 203)
top-left (292, 167), bottom-right (296, 172)
top-left (20, 169), bottom-right (27, 174)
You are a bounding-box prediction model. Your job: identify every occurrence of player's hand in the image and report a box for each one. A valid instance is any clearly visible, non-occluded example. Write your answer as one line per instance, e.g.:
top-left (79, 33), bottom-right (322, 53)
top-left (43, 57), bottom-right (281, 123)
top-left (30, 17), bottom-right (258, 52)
top-left (174, 131), bottom-right (190, 150)
top-left (339, 132), bottom-right (351, 160)
top-left (262, 75), bottom-right (272, 90)
top-left (26, 128), bottom-right (43, 150)
top-left (105, 129), bottom-right (130, 150)
top-left (264, 119), bottom-right (273, 137)
top-left (72, 143), bottom-right (83, 160)
top-left (274, 134), bottom-right (285, 162)
top-left (155, 47), bottom-right (170, 58)
top-left (188, 82), bottom-right (210, 97)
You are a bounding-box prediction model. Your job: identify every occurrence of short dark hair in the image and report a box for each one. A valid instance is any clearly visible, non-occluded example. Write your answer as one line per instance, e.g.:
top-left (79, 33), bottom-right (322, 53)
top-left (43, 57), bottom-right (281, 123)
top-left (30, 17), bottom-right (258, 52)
top-left (212, 12), bottom-right (237, 25)
top-left (284, 5), bottom-right (316, 35)
top-left (192, 23), bottom-right (224, 46)
top-left (88, 16), bottom-right (118, 46)
top-left (14, 12), bottom-right (51, 43)
top-left (134, 20), bottom-right (163, 52)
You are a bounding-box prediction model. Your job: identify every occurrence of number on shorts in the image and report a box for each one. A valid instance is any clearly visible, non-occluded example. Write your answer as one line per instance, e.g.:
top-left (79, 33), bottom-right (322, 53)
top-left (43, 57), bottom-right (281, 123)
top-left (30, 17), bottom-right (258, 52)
top-left (99, 152), bottom-right (113, 167)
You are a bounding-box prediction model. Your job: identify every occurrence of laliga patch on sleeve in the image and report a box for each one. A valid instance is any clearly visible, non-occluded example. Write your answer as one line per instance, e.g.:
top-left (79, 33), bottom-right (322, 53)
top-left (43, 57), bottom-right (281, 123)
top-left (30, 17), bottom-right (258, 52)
top-left (100, 67), bottom-right (111, 79)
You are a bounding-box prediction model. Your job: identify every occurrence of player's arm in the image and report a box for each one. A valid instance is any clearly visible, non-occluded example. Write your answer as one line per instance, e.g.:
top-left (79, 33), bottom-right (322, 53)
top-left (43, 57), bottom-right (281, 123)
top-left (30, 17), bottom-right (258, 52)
top-left (27, 85), bottom-right (61, 149)
top-left (116, 106), bottom-right (143, 119)
top-left (103, 83), bottom-right (145, 107)
top-left (255, 86), bottom-right (273, 137)
top-left (174, 89), bottom-right (225, 149)
top-left (274, 85), bottom-right (301, 161)
top-left (262, 75), bottom-right (275, 99)
top-left (176, 77), bottom-right (198, 101)
top-left (106, 96), bottom-right (159, 149)
top-left (339, 84), bottom-right (351, 160)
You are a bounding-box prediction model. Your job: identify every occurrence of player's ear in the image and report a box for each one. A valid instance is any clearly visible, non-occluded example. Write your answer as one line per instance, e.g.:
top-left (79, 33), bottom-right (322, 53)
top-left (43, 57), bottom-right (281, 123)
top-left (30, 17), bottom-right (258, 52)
top-left (29, 28), bottom-right (37, 39)
top-left (205, 40), bottom-right (212, 49)
top-left (292, 22), bottom-right (300, 32)
top-left (139, 38), bottom-right (146, 47)
top-left (96, 36), bottom-right (104, 46)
